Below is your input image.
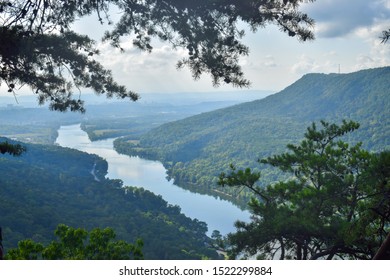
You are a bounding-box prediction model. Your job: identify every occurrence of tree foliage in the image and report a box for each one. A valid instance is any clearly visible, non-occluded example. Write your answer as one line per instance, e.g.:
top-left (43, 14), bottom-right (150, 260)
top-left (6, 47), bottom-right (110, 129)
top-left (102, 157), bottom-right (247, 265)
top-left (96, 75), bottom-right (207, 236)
top-left (5, 224), bottom-right (144, 260)
top-left (381, 28), bottom-right (390, 43)
top-left (219, 120), bottom-right (390, 259)
top-left (0, 1), bottom-right (138, 112)
top-left (0, 227), bottom-right (4, 260)
top-left (114, 67), bottom-right (390, 208)
top-left (1, 0), bottom-right (315, 112)
top-left (0, 139), bottom-right (219, 259)
top-left (0, 141), bottom-right (25, 156)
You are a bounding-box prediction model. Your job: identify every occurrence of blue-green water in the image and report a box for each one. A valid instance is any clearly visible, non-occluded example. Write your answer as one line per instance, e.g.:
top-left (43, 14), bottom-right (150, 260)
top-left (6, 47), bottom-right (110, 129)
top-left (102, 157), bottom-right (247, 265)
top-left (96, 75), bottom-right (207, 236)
top-left (56, 124), bottom-right (250, 236)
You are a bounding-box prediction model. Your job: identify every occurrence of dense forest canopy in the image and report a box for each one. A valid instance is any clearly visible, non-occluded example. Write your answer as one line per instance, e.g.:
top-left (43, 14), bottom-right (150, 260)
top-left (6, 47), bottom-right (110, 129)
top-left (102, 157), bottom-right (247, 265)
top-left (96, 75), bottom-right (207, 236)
top-left (5, 224), bottom-right (144, 260)
top-left (0, 0), bottom-right (315, 112)
top-left (1, 0), bottom-right (389, 262)
top-left (220, 120), bottom-right (390, 260)
top-left (0, 138), bottom-right (220, 259)
top-left (114, 67), bottom-right (390, 207)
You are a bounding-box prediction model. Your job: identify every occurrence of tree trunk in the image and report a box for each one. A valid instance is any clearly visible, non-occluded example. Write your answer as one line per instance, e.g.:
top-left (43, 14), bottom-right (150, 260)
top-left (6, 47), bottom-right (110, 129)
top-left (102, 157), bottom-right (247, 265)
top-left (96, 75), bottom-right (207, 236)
top-left (373, 232), bottom-right (390, 260)
top-left (0, 227), bottom-right (3, 260)
top-left (302, 240), bottom-right (308, 260)
top-left (279, 238), bottom-right (285, 260)
top-left (296, 242), bottom-right (302, 260)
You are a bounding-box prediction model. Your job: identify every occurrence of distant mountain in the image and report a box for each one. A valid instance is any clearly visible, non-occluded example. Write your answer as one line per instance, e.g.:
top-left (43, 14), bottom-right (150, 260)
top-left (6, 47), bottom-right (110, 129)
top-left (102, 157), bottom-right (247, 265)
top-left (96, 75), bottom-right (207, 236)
top-left (0, 138), bottom-right (219, 259)
top-left (115, 67), bottom-right (390, 207)
top-left (0, 90), bottom-right (272, 144)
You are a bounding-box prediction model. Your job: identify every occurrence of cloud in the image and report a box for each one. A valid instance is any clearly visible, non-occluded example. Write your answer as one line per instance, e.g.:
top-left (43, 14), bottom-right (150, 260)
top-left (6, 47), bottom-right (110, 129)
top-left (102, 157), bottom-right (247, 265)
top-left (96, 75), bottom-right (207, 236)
top-left (94, 40), bottom-right (231, 93)
top-left (303, 0), bottom-right (390, 38)
top-left (67, 2), bottom-right (390, 93)
top-left (263, 55), bottom-right (277, 67)
top-left (290, 53), bottom-right (341, 75)
top-left (98, 41), bottom-right (185, 69)
top-left (291, 55), bottom-right (320, 74)
top-left (355, 54), bottom-right (375, 69)
top-left (352, 19), bottom-right (390, 70)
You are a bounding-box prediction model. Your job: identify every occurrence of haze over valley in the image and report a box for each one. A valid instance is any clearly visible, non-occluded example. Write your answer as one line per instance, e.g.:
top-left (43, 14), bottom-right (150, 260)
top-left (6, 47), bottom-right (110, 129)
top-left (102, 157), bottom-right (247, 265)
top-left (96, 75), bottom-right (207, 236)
top-left (1, 66), bottom-right (389, 260)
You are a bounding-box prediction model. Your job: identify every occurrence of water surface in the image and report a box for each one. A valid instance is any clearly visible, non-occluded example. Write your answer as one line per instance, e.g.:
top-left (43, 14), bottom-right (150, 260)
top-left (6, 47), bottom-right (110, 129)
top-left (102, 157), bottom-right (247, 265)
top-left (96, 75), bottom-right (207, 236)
top-left (56, 124), bottom-right (250, 235)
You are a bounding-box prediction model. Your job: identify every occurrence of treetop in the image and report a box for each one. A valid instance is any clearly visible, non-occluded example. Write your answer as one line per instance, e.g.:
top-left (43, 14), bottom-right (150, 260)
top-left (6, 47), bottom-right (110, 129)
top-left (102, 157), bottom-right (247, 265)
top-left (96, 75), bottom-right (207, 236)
top-left (1, 0), bottom-right (315, 112)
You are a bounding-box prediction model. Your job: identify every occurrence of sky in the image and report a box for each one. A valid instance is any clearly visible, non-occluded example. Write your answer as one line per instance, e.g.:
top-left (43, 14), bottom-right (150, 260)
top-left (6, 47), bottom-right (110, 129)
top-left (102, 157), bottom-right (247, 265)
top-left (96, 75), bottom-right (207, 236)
top-left (90, 0), bottom-right (390, 94)
top-left (4, 0), bottom-right (390, 96)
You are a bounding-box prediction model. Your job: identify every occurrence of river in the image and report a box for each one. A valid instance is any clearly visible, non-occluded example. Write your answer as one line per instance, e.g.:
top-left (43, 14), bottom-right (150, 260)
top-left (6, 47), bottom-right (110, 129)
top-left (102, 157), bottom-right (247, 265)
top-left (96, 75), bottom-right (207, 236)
top-left (55, 124), bottom-right (250, 236)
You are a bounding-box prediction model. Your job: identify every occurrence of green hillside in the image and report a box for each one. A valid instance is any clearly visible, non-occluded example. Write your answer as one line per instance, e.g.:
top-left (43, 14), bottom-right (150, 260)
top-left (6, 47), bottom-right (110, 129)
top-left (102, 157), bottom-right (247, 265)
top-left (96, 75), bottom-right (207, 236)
top-left (114, 67), bottom-right (390, 207)
top-left (0, 138), bottom-right (219, 259)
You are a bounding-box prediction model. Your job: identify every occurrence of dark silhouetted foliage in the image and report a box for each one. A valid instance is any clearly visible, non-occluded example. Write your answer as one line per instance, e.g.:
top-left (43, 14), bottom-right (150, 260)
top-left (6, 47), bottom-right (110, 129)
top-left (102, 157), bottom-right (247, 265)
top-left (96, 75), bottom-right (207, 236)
top-left (0, 141), bottom-right (25, 156)
top-left (114, 67), bottom-right (390, 207)
top-left (219, 120), bottom-right (390, 260)
top-left (6, 224), bottom-right (144, 260)
top-left (1, 0), bottom-right (314, 112)
top-left (0, 139), bottom-right (219, 259)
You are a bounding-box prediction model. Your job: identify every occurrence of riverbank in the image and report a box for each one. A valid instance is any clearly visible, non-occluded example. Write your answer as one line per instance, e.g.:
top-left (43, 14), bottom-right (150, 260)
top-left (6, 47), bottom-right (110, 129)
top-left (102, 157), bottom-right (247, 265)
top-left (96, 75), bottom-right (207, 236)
top-left (56, 124), bottom-right (250, 236)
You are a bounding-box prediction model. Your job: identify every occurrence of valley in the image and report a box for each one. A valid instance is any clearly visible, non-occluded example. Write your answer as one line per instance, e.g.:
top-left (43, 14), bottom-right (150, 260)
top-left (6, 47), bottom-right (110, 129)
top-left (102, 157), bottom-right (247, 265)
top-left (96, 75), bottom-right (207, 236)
top-left (56, 124), bottom-right (250, 236)
top-left (114, 67), bottom-right (390, 207)
top-left (1, 68), bottom-right (389, 260)
top-left (0, 90), bottom-right (267, 259)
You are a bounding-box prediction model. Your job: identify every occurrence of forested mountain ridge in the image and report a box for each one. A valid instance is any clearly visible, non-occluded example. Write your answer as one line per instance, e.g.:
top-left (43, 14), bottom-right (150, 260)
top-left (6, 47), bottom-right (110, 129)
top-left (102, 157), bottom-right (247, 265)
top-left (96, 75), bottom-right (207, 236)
top-left (0, 90), bottom-right (270, 144)
top-left (0, 138), bottom-right (219, 259)
top-left (114, 67), bottom-right (390, 207)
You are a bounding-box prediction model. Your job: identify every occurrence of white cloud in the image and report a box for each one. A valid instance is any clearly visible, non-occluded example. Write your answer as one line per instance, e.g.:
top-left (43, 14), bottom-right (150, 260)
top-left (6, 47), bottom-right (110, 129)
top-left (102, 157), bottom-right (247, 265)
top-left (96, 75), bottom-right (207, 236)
top-left (290, 53), bottom-right (341, 76)
top-left (263, 55), bottom-right (277, 67)
top-left (240, 54), bottom-right (277, 70)
top-left (291, 55), bottom-right (320, 74)
top-left (303, 0), bottom-right (390, 38)
top-left (95, 40), bottom-right (252, 93)
top-left (352, 18), bottom-right (390, 70)
top-left (66, 1), bottom-right (390, 93)
top-left (355, 54), bottom-right (375, 69)
top-left (94, 41), bottom-right (198, 92)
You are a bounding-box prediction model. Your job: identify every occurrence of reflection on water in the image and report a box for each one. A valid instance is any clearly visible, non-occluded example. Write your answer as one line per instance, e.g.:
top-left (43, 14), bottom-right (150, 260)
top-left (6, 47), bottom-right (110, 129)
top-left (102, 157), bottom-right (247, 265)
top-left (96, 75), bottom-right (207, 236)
top-left (56, 124), bottom-right (250, 235)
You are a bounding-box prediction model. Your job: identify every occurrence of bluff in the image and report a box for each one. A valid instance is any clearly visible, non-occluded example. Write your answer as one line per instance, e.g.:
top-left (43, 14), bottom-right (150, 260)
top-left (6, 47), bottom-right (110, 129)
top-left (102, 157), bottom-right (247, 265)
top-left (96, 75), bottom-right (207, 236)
top-left (114, 67), bottom-right (390, 207)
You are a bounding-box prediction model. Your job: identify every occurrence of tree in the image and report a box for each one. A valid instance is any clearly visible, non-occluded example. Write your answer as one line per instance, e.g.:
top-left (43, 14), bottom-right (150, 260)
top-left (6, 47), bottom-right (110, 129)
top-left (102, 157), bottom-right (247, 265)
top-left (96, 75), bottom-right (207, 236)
top-left (219, 120), bottom-right (390, 260)
top-left (1, 0), bottom-right (315, 112)
top-left (211, 230), bottom-right (226, 250)
top-left (381, 29), bottom-right (390, 43)
top-left (5, 224), bottom-right (144, 260)
top-left (0, 227), bottom-right (4, 260)
top-left (0, 0), bottom-right (316, 156)
top-left (0, 141), bottom-right (26, 155)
